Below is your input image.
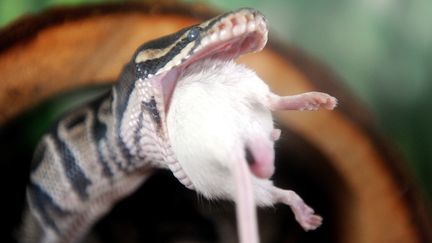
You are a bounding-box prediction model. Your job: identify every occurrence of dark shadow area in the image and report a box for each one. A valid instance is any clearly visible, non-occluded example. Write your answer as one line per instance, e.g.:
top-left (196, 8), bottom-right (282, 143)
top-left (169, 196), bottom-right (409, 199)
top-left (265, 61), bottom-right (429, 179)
top-left (267, 125), bottom-right (351, 243)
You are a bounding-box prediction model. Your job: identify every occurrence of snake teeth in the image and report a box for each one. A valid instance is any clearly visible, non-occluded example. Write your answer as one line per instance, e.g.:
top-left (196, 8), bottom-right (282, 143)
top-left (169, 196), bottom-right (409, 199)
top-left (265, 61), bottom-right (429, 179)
top-left (247, 21), bottom-right (256, 32)
top-left (197, 11), bottom-right (268, 53)
top-left (219, 29), bottom-right (229, 40)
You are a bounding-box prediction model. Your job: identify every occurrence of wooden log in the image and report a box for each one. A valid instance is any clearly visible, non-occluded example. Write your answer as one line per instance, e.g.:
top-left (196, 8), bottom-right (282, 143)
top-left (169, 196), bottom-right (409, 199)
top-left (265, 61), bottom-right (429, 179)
top-left (0, 2), bottom-right (430, 243)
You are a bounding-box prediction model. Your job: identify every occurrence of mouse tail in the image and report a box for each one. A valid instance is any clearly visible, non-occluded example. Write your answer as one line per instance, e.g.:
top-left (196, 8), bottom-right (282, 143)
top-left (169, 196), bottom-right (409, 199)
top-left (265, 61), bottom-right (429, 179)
top-left (233, 156), bottom-right (260, 243)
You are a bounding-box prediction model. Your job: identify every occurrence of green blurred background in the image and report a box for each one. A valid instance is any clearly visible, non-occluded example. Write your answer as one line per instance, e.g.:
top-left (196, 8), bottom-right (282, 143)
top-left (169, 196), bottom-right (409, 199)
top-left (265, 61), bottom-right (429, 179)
top-left (1, 0), bottom-right (431, 203)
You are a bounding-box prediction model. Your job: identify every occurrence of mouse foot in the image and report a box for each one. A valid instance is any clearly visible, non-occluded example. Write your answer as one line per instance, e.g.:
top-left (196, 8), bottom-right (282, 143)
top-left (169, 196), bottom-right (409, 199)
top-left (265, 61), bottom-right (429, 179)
top-left (272, 187), bottom-right (322, 231)
top-left (292, 201), bottom-right (323, 231)
top-left (268, 91), bottom-right (337, 111)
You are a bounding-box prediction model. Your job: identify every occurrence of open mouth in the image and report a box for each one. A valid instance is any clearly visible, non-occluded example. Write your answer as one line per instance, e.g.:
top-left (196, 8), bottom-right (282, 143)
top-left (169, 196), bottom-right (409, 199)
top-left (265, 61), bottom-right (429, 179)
top-left (187, 9), bottom-right (268, 66)
top-left (153, 9), bottom-right (268, 113)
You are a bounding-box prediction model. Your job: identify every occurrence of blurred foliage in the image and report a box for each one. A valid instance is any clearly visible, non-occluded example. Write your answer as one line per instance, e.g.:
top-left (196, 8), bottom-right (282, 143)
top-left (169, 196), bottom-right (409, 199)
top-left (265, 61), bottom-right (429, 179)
top-left (0, 0), bottom-right (114, 25)
top-left (11, 87), bottom-right (110, 151)
top-left (0, 0), bottom-right (431, 202)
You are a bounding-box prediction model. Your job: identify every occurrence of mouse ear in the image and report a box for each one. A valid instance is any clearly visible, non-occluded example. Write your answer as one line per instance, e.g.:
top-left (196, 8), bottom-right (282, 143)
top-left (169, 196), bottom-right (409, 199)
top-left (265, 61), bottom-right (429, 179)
top-left (267, 92), bottom-right (337, 111)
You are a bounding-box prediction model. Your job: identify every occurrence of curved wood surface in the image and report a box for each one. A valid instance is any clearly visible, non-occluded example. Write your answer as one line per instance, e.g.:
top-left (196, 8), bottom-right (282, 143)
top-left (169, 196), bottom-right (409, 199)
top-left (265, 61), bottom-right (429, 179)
top-left (0, 2), bottom-right (430, 243)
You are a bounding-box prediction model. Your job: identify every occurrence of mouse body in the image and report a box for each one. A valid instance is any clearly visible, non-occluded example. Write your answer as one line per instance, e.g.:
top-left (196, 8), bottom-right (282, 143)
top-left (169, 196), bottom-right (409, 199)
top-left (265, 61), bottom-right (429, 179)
top-left (167, 59), bottom-right (276, 205)
top-left (167, 58), bottom-right (336, 242)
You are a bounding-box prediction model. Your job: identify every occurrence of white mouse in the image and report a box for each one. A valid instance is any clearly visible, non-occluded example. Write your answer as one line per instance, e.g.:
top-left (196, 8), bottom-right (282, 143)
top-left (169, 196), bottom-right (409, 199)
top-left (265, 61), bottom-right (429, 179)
top-left (167, 58), bottom-right (337, 243)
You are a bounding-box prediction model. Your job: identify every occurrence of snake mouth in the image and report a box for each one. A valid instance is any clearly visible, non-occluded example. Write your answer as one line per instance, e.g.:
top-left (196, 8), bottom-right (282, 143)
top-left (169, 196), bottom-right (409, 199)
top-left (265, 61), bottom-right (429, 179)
top-left (158, 9), bottom-right (269, 114)
top-left (190, 9), bottom-right (268, 64)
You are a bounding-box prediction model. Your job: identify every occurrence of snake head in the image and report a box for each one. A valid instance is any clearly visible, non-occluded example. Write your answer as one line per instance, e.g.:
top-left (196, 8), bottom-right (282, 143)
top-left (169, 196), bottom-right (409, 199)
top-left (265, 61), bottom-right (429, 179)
top-left (121, 8), bottom-right (267, 122)
top-left (113, 8), bottom-right (268, 170)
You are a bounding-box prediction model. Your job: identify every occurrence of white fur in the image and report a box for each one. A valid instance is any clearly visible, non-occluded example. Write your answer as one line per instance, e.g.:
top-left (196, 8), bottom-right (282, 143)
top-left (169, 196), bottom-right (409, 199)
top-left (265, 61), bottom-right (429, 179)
top-left (167, 59), bottom-right (276, 206)
top-left (167, 59), bottom-right (325, 235)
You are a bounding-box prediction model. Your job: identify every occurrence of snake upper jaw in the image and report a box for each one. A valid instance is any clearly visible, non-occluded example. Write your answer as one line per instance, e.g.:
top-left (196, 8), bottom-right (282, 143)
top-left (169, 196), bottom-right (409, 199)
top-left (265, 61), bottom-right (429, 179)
top-left (152, 8), bottom-right (269, 116)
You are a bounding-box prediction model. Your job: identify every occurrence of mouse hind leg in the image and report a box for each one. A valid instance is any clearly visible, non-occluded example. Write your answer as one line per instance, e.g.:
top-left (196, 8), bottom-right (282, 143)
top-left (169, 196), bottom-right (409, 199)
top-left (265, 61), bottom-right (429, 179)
top-left (271, 187), bottom-right (323, 231)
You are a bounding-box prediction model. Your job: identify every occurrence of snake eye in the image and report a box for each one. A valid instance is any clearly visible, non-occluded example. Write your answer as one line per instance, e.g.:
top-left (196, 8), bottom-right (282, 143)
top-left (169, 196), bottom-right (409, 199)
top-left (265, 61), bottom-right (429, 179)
top-left (187, 26), bottom-right (201, 41)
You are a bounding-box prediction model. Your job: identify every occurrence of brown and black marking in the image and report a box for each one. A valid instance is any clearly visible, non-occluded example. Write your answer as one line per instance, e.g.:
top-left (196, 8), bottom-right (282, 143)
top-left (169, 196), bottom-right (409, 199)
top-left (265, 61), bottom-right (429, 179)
top-left (89, 94), bottom-right (115, 179)
top-left (134, 26), bottom-right (202, 78)
top-left (27, 182), bottom-right (70, 233)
